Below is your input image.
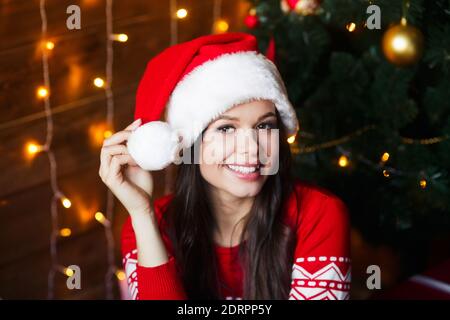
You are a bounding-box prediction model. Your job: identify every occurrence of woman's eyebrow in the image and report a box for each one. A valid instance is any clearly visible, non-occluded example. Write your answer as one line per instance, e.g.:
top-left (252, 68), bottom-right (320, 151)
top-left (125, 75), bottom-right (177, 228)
top-left (257, 112), bottom-right (276, 121)
top-left (214, 111), bottom-right (276, 122)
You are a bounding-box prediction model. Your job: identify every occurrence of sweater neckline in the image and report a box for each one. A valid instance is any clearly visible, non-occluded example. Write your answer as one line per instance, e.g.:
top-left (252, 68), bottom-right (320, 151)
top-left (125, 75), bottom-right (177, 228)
top-left (214, 240), bottom-right (246, 254)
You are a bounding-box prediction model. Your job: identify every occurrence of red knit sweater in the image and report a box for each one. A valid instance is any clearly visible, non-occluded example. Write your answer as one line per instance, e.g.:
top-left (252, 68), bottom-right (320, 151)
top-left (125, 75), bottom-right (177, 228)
top-left (121, 179), bottom-right (351, 300)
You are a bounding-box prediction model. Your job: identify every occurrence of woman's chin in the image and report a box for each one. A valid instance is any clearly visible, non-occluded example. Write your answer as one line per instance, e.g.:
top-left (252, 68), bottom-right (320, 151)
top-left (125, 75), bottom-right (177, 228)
top-left (221, 166), bottom-right (266, 197)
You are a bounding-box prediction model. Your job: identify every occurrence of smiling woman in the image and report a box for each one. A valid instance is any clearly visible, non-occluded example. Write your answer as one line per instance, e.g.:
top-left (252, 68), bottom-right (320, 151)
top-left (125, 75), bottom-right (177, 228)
top-left (99, 32), bottom-right (350, 300)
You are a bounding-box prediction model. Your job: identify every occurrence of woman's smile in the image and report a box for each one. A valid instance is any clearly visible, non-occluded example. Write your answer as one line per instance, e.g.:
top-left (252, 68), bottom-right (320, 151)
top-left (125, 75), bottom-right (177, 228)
top-left (222, 163), bottom-right (263, 182)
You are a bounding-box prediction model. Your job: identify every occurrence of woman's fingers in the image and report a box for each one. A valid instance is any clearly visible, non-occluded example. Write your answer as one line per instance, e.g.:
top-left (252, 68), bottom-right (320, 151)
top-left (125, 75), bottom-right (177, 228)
top-left (108, 154), bottom-right (137, 180)
top-left (101, 144), bottom-right (129, 170)
top-left (125, 118), bottom-right (142, 131)
top-left (103, 119), bottom-right (142, 147)
top-left (99, 119), bottom-right (142, 182)
top-left (103, 119), bottom-right (141, 147)
top-left (103, 130), bottom-right (132, 147)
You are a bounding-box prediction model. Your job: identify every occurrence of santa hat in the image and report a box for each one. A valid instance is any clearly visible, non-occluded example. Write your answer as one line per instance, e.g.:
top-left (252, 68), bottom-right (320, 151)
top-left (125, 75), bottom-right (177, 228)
top-left (127, 32), bottom-right (299, 171)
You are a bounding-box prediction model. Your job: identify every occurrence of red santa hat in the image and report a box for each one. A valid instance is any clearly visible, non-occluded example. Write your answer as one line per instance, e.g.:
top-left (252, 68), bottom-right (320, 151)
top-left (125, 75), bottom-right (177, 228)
top-left (127, 32), bottom-right (299, 171)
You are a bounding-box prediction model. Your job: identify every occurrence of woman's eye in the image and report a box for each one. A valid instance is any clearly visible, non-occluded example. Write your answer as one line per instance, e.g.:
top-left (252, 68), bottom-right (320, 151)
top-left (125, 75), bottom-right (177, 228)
top-left (257, 122), bottom-right (277, 130)
top-left (217, 125), bottom-right (235, 133)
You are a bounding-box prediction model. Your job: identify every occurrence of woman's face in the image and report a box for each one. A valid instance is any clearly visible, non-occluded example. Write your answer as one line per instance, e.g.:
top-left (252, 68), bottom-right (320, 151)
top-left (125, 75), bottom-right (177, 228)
top-left (199, 99), bottom-right (280, 199)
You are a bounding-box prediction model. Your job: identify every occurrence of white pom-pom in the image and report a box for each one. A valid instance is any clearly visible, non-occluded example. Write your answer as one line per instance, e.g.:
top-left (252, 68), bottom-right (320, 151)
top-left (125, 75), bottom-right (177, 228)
top-left (127, 121), bottom-right (180, 171)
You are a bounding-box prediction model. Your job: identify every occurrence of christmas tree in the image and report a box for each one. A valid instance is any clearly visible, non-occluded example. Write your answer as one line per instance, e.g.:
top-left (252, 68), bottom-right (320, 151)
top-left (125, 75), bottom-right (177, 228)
top-left (245, 0), bottom-right (450, 276)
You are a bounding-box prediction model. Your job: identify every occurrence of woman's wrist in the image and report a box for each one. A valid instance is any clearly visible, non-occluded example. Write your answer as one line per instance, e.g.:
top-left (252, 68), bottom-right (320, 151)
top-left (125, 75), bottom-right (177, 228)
top-left (130, 208), bottom-right (156, 227)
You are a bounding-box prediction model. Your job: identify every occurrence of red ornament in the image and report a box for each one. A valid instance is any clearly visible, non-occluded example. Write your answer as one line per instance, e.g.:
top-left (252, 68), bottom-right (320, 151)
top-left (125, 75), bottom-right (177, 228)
top-left (281, 0), bottom-right (321, 15)
top-left (287, 0), bottom-right (300, 10)
top-left (244, 13), bottom-right (259, 29)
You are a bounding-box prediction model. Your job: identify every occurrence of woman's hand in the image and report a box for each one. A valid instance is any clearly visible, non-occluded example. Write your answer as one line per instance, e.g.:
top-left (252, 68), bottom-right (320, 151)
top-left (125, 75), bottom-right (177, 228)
top-left (99, 118), bottom-right (154, 217)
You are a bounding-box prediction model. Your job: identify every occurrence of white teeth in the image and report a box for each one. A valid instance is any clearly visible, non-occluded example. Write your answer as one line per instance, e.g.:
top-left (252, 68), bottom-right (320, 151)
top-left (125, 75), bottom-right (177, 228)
top-left (226, 165), bottom-right (259, 174)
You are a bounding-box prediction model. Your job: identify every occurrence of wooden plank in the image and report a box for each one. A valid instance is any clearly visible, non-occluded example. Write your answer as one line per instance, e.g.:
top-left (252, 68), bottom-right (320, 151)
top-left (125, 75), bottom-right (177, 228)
top-left (0, 0), bottom-right (248, 299)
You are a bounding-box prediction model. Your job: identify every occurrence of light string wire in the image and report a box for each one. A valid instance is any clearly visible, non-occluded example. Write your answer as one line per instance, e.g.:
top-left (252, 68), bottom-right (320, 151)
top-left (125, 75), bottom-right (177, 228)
top-left (39, 0), bottom-right (65, 300)
top-left (104, 0), bottom-right (117, 300)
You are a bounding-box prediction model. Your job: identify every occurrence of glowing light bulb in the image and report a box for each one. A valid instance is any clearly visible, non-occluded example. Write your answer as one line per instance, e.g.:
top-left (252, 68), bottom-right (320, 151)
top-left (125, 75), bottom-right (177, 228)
top-left (64, 267), bottom-right (74, 277)
top-left (112, 33), bottom-right (128, 42)
top-left (383, 169), bottom-right (390, 178)
top-left (214, 19), bottom-right (229, 33)
top-left (103, 130), bottom-right (113, 139)
top-left (287, 135), bottom-right (296, 144)
top-left (93, 77), bottom-right (105, 88)
top-left (176, 8), bottom-right (188, 19)
top-left (115, 269), bottom-right (126, 281)
top-left (61, 197), bottom-right (71, 208)
top-left (95, 211), bottom-right (109, 226)
top-left (26, 142), bottom-right (43, 155)
top-left (45, 41), bottom-right (55, 50)
top-left (381, 152), bottom-right (390, 162)
top-left (338, 155), bottom-right (349, 167)
top-left (346, 22), bottom-right (356, 32)
top-left (59, 228), bottom-right (72, 237)
top-left (419, 179), bottom-right (427, 189)
top-left (36, 86), bottom-right (49, 98)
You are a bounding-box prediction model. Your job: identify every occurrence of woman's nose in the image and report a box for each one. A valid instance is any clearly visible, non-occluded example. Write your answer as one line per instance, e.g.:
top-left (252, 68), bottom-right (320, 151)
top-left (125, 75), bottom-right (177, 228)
top-left (235, 128), bottom-right (259, 158)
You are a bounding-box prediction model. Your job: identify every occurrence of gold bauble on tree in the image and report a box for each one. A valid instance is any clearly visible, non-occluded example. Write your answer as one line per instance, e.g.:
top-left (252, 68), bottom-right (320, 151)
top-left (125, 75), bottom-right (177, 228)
top-left (382, 19), bottom-right (424, 66)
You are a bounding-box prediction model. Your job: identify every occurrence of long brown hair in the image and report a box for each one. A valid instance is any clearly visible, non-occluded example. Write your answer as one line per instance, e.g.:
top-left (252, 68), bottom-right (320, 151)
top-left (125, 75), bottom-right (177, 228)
top-left (163, 109), bottom-right (297, 299)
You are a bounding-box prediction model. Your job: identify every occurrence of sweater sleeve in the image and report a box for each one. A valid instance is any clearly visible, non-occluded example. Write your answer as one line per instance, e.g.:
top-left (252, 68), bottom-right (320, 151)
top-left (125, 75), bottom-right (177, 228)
top-left (288, 195), bottom-right (351, 300)
top-left (121, 213), bottom-right (188, 300)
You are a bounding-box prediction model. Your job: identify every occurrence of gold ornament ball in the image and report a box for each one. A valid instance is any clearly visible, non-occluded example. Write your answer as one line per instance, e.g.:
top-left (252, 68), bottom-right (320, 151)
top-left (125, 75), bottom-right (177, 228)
top-left (382, 22), bottom-right (424, 66)
top-left (294, 0), bottom-right (320, 16)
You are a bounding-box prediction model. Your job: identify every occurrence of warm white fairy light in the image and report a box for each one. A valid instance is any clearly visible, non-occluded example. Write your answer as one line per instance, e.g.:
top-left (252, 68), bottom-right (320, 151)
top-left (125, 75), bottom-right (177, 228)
top-left (110, 33), bottom-right (128, 42)
top-left (45, 41), bottom-right (55, 50)
top-left (37, 0), bottom-right (67, 300)
top-left (59, 228), bottom-right (72, 237)
top-left (212, 0), bottom-right (226, 34)
top-left (334, 146), bottom-right (442, 189)
top-left (102, 0), bottom-right (118, 300)
top-left (346, 22), bottom-right (356, 32)
top-left (36, 86), bottom-right (49, 98)
top-left (93, 77), bottom-right (105, 88)
top-left (176, 8), bottom-right (188, 19)
top-left (287, 134), bottom-right (296, 144)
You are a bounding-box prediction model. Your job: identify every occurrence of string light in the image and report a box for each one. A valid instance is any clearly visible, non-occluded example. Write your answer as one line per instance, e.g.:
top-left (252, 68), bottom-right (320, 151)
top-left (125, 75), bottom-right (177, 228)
top-left (346, 22), bottom-right (356, 32)
top-left (334, 145), bottom-right (443, 190)
top-left (61, 197), bottom-right (72, 208)
top-left (95, 211), bottom-right (107, 224)
top-left (115, 269), bottom-right (126, 281)
top-left (381, 152), bottom-right (390, 162)
top-left (176, 8), bottom-right (188, 19)
top-left (36, 86), bottom-right (49, 98)
top-left (93, 77), bottom-right (105, 88)
top-left (338, 155), bottom-right (349, 167)
top-left (110, 33), bottom-right (128, 42)
top-left (59, 228), bottom-right (72, 237)
top-left (212, 0), bottom-right (225, 34)
top-left (103, 0), bottom-right (117, 299)
top-left (45, 41), bottom-right (55, 50)
top-left (104, 130), bottom-right (113, 138)
top-left (36, 0), bottom-right (68, 300)
top-left (63, 266), bottom-right (74, 277)
top-left (287, 134), bottom-right (296, 144)
top-left (214, 19), bottom-right (229, 34)
top-left (25, 142), bottom-right (44, 156)
top-left (419, 179), bottom-right (427, 189)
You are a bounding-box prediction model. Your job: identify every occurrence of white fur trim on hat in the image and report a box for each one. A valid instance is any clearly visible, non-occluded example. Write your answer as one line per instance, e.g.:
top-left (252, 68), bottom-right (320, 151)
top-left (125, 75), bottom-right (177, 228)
top-left (166, 51), bottom-right (299, 149)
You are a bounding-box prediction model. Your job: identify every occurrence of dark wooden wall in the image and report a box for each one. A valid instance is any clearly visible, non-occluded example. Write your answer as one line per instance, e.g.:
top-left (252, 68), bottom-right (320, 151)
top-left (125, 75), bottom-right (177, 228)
top-left (0, 0), bottom-right (249, 299)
